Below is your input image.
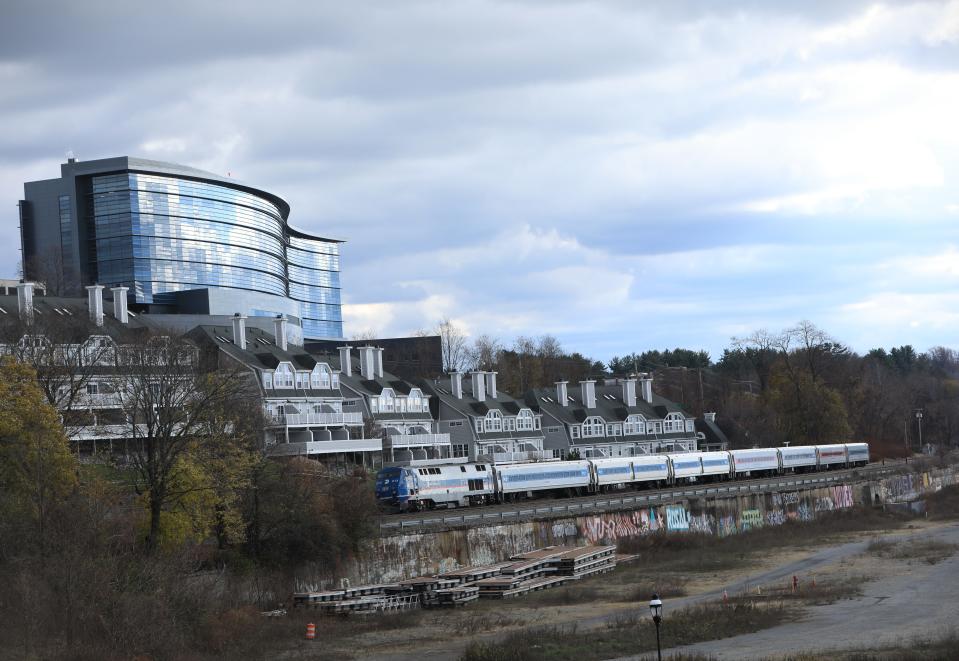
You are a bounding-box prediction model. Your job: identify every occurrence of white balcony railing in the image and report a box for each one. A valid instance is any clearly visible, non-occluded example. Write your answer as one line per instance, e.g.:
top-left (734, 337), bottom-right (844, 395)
top-left (74, 392), bottom-right (123, 407)
top-left (385, 433), bottom-right (451, 448)
top-left (483, 450), bottom-right (555, 464)
top-left (270, 412), bottom-right (363, 427)
top-left (267, 438), bottom-right (382, 456)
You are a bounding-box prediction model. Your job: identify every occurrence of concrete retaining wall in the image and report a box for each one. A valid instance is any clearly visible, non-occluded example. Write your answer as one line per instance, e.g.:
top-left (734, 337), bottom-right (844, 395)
top-left (299, 464), bottom-right (959, 588)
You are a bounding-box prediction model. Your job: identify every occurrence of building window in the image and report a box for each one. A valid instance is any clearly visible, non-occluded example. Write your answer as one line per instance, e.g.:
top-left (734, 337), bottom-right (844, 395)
top-left (311, 364), bottom-right (332, 389)
top-left (370, 398), bottom-right (379, 413)
top-left (262, 372), bottom-right (273, 389)
top-left (475, 419), bottom-right (483, 434)
top-left (583, 416), bottom-right (605, 438)
top-left (274, 364), bottom-right (293, 388)
top-left (295, 372), bottom-right (309, 389)
top-left (571, 426), bottom-right (580, 439)
top-left (624, 414), bottom-right (646, 435)
top-left (505, 417), bottom-right (516, 432)
top-left (484, 410), bottom-right (503, 433)
top-left (516, 409), bottom-right (535, 431)
top-left (86, 383), bottom-right (99, 395)
top-left (664, 413), bottom-right (684, 433)
top-left (453, 444), bottom-right (469, 458)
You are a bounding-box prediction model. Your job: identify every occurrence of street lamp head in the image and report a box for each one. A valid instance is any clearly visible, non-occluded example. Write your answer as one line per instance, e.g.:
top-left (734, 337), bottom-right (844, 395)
top-left (649, 593), bottom-right (663, 621)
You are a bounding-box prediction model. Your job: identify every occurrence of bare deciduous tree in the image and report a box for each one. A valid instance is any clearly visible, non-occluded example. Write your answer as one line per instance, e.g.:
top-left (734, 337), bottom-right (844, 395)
top-left (113, 332), bottom-right (257, 552)
top-left (436, 317), bottom-right (469, 372)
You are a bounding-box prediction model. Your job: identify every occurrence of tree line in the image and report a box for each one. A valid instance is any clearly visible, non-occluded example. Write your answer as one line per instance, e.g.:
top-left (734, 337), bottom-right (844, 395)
top-left (435, 317), bottom-right (958, 454)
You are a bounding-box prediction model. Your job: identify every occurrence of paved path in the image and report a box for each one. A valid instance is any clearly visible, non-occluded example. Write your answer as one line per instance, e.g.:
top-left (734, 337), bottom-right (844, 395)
top-left (615, 522), bottom-right (959, 660)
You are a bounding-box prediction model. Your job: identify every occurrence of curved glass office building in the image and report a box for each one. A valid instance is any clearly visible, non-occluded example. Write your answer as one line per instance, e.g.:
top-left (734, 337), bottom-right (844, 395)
top-left (19, 156), bottom-right (344, 339)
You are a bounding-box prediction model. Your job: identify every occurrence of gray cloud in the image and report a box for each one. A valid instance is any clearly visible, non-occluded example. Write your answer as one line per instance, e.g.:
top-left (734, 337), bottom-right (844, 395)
top-left (3, 0), bottom-right (958, 360)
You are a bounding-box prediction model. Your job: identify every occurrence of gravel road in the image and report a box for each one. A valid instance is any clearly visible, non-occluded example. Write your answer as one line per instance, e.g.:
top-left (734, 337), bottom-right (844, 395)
top-left (615, 521), bottom-right (959, 660)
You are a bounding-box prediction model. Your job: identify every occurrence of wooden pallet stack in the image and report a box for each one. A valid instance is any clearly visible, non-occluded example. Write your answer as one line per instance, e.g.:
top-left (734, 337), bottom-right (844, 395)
top-left (292, 545), bottom-right (620, 611)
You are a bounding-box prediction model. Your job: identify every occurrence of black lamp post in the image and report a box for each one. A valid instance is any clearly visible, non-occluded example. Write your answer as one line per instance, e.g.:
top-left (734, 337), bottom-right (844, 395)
top-left (649, 593), bottom-right (663, 661)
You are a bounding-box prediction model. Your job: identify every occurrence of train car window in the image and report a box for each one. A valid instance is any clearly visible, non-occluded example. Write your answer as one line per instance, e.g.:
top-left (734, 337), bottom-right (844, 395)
top-left (476, 465), bottom-right (486, 471)
top-left (460, 466), bottom-right (467, 472)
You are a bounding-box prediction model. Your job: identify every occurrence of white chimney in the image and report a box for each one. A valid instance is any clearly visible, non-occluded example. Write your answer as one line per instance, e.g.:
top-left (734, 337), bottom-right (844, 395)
top-left (485, 371), bottom-right (498, 399)
top-left (580, 380), bottom-right (596, 409)
top-left (273, 315), bottom-right (288, 351)
top-left (555, 381), bottom-right (568, 407)
top-left (86, 285), bottom-right (104, 327)
top-left (704, 412), bottom-right (716, 423)
top-left (375, 347), bottom-right (384, 378)
top-left (338, 346), bottom-right (353, 377)
top-left (16, 282), bottom-right (34, 323)
top-left (450, 371), bottom-right (463, 399)
top-left (640, 373), bottom-right (653, 404)
top-left (471, 371), bottom-right (486, 401)
top-left (622, 379), bottom-right (637, 407)
top-left (232, 313), bottom-right (247, 350)
top-left (359, 346), bottom-right (376, 380)
top-left (110, 286), bottom-right (129, 324)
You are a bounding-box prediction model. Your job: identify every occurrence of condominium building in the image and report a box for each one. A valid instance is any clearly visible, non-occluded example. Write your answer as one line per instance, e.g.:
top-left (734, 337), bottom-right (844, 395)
top-left (19, 156), bottom-right (343, 340)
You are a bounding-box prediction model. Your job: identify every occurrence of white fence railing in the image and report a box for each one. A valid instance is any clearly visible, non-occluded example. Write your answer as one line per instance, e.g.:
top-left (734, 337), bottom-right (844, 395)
top-left (385, 433), bottom-right (451, 448)
top-left (270, 412), bottom-right (363, 426)
top-left (267, 438), bottom-right (382, 456)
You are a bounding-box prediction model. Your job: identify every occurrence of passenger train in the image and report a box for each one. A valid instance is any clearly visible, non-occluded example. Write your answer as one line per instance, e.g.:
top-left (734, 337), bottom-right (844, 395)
top-left (375, 443), bottom-right (870, 512)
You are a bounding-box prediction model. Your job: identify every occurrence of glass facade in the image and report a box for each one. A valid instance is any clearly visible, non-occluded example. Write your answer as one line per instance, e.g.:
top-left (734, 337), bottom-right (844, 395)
top-left (57, 195), bottom-right (78, 281)
top-left (287, 232), bottom-right (343, 339)
top-left (86, 169), bottom-right (343, 339)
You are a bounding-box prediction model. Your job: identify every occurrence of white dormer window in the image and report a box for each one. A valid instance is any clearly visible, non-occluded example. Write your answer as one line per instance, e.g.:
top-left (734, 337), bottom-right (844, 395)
top-left (370, 397), bottom-right (379, 413)
top-left (475, 418), bottom-right (484, 434)
top-left (274, 363), bottom-right (294, 388)
top-left (381, 389), bottom-right (395, 412)
top-left (311, 364), bottom-right (332, 389)
top-left (516, 409), bottom-right (535, 431)
top-left (262, 372), bottom-right (273, 389)
top-left (505, 417), bottom-right (516, 431)
top-left (571, 425), bottom-right (581, 439)
top-left (408, 388), bottom-right (422, 412)
top-left (484, 410), bottom-right (503, 433)
top-left (624, 414), bottom-right (646, 435)
top-left (664, 412), bottom-right (684, 433)
top-left (582, 416), bottom-right (605, 438)
top-left (397, 397), bottom-right (407, 413)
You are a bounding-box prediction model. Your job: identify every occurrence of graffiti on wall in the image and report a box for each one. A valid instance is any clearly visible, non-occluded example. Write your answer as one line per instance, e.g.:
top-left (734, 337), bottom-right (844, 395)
top-left (666, 505), bottom-right (690, 531)
top-left (740, 509), bottom-right (764, 531)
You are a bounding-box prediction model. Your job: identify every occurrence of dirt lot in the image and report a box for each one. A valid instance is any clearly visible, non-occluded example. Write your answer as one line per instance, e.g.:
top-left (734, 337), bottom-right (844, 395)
top-left (277, 507), bottom-right (959, 661)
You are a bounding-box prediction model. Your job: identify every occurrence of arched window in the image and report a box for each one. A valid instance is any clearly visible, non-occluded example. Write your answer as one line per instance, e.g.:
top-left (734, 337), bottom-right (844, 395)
top-left (664, 412), bottom-right (684, 433)
top-left (408, 388), bottom-right (424, 412)
top-left (274, 363), bottom-right (294, 388)
top-left (516, 409), bottom-right (535, 431)
top-left (485, 410), bottom-right (503, 433)
top-left (624, 414), bottom-right (646, 435)
top-left (582, 416), bottom-right (605, 438)
top-left (380, 389), bottom-right (395, 413)
top-left (311, 363), bottom-right (332, 389)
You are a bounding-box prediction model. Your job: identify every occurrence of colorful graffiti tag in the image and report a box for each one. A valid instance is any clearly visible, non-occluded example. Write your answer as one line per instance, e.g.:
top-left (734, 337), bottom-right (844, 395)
top-left (666, 505), bottom-right (690, 531)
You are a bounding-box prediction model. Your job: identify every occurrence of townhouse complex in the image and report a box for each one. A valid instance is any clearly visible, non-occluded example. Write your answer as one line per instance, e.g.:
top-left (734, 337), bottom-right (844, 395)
top-left (5, 156), bottom-right (726, 469)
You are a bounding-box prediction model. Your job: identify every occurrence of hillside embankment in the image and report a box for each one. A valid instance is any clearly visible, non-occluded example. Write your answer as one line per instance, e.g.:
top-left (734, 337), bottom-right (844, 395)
top-left (304, 460), bottom-right (957, 587)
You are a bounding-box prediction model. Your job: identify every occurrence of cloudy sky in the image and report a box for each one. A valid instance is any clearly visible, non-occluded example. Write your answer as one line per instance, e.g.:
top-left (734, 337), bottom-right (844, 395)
top-left (3, 1), bottom-right (958, 361)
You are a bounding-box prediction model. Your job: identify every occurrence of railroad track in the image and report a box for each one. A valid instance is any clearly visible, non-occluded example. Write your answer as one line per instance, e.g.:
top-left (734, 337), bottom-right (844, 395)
top-left (378, 460), bottom-right (904, 534)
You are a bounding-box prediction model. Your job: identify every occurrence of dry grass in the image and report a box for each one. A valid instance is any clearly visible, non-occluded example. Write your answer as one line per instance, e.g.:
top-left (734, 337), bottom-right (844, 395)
top-left (867, 538), bottom-right (958, 565)
top-left (923, 485), bottom-right (959, 520)
top-left (460, 601), bottom-right (793, 661)
top-left (772, 629), bottom-right (959, 660)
